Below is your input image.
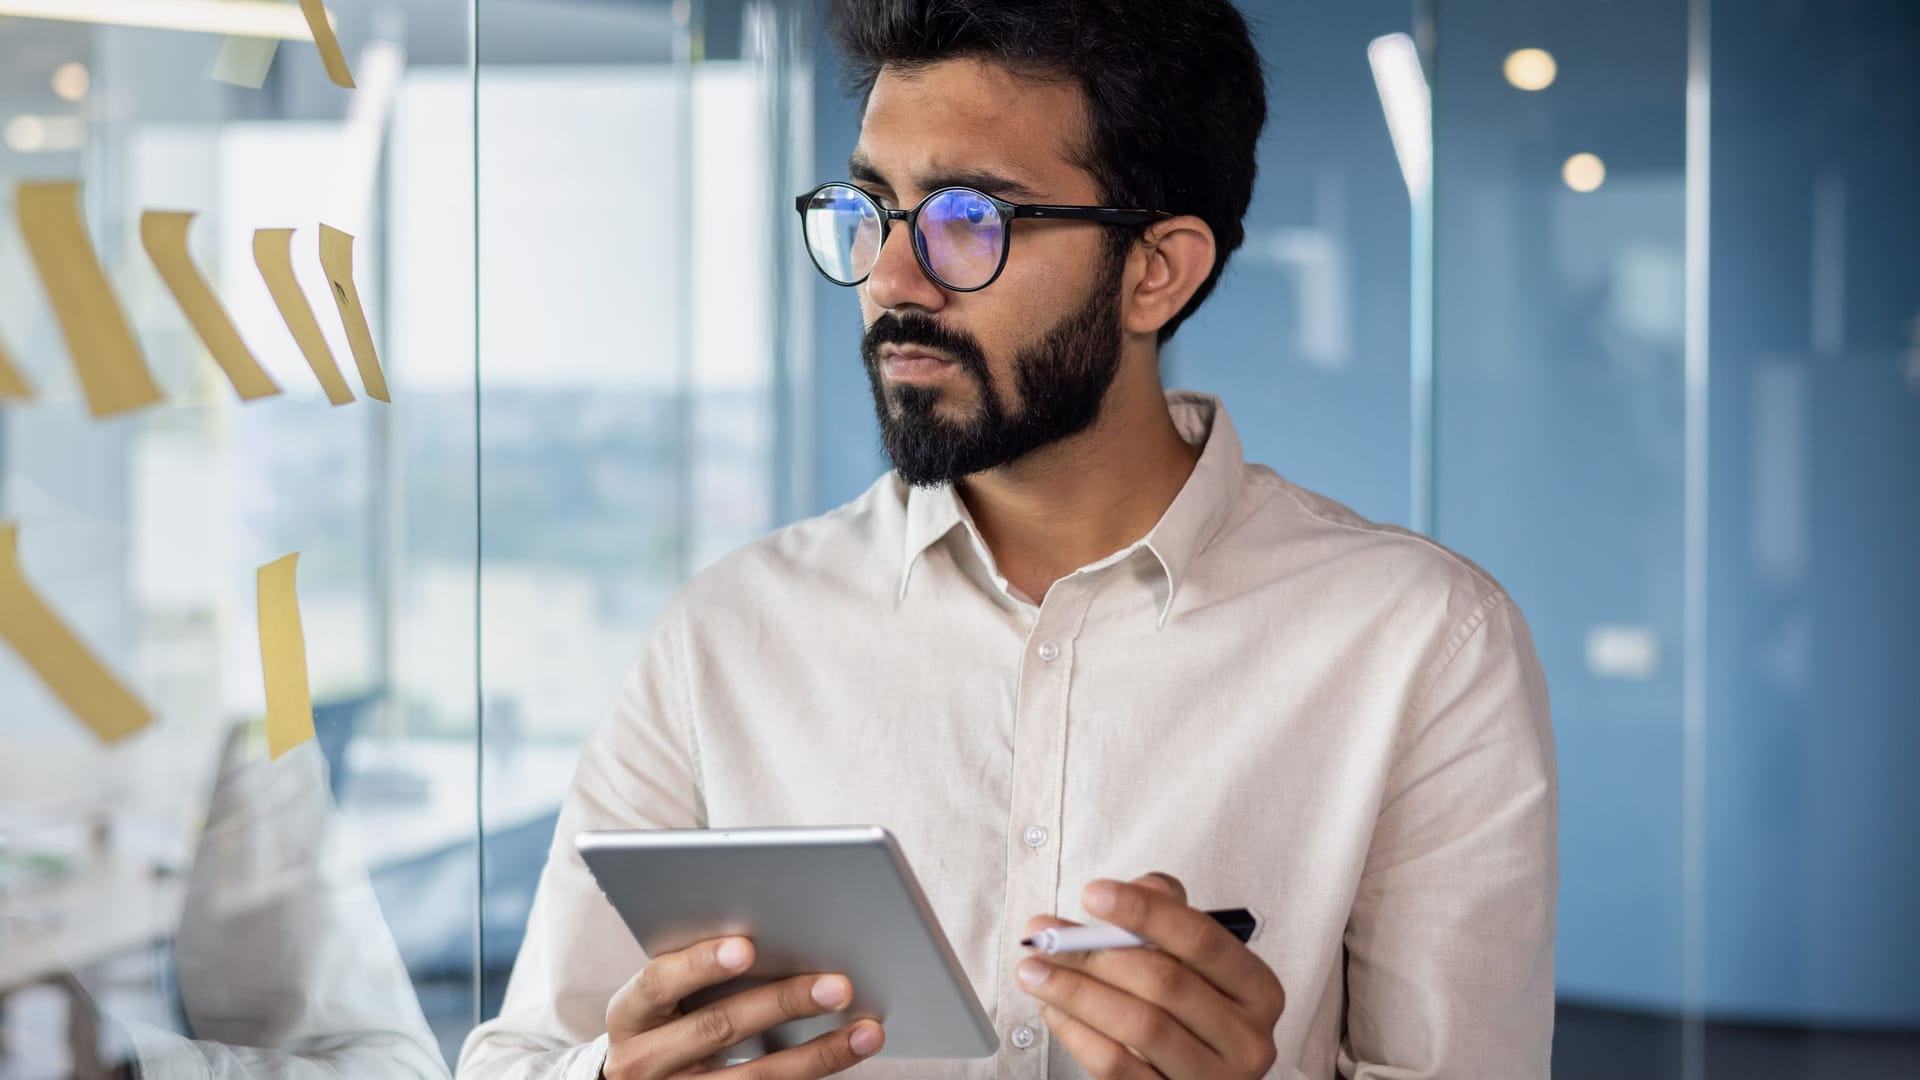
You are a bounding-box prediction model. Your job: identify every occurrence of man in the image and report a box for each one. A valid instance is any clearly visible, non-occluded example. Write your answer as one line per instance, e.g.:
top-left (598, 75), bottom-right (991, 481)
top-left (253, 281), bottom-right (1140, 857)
top-left (459, 1), bottom-right (1557, 1078)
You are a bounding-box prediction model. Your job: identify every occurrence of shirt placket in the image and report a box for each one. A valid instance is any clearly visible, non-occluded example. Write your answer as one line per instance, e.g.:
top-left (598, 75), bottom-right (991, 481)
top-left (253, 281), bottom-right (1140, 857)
top-left (994, 574), bottom-right (1095, 1080)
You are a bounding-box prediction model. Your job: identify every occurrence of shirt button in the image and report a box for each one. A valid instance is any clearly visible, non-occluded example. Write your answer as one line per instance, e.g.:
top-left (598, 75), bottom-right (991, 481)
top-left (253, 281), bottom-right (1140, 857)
top-left (1023, 825), bottom-right (1047, 848)
top-left (1037, 640), bottom-right (1060, 662)
top-left (1010, 1024), bottom-right (1036, 1050)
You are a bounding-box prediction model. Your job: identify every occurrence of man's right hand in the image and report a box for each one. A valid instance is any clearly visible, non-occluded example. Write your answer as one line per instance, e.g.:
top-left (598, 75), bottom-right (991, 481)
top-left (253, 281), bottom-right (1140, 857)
top-left (602, 935), bottom-right (885, 1079)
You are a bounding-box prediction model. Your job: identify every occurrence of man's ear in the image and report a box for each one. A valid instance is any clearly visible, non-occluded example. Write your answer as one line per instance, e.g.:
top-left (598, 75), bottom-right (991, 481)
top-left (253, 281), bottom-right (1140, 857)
top-left (1122, 215), bottom-right (1216, 338)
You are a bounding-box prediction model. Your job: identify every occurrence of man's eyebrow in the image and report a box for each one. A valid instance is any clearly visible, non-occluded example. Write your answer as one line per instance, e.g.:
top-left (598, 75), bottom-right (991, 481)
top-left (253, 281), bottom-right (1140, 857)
top-left (846, 154), bottom-right (1045, 202)
top-left (848, 155), bottom-right (889, 188)
top-left (923, 169), bottom-right (1045, 201)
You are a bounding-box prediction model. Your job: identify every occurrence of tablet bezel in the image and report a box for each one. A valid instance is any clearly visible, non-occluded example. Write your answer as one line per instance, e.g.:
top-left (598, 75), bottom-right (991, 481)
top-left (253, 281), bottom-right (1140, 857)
top-left (575, 825), bottom-right (999, 1060)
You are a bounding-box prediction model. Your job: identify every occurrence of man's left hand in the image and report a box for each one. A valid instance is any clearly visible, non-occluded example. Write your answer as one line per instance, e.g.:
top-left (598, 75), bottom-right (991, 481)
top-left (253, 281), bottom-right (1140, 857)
top-left (1017, 873), bottom-right (1285, 1079)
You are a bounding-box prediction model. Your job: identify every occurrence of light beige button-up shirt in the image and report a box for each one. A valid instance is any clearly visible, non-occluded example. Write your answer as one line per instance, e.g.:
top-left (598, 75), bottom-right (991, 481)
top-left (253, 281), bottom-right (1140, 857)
top-left (458, 391), bottom-right (1557, 1080)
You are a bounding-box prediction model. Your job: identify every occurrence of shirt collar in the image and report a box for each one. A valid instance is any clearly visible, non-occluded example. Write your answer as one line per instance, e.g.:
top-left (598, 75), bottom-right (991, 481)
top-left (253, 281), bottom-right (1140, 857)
top-left (896, 391), bottom-right (1244, 627)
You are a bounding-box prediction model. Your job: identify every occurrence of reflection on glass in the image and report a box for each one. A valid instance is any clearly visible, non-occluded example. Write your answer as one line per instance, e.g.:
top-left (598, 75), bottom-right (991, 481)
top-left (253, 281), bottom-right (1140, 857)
top-left (119, 732), bottom-right (449, 1076)
top-left (1, 0), bottom-right (479, 1073)
top-left (1435, 0), bottom-right (1920, 1076)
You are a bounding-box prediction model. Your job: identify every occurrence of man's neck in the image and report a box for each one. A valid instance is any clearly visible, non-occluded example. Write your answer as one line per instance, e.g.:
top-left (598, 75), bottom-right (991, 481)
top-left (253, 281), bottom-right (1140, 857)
top-left (955, 368), bottom-right (1201, 605)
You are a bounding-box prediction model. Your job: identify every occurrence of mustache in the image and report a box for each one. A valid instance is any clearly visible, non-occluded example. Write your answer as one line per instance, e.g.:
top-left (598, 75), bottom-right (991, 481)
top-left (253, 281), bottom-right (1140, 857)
top-left (861, 312), bottom-right (989, 377)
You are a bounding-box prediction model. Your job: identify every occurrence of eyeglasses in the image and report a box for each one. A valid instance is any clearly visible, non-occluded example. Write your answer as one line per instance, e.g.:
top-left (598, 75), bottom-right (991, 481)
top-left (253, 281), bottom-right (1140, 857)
top-left (795, 182), bottom-right (1168, 293)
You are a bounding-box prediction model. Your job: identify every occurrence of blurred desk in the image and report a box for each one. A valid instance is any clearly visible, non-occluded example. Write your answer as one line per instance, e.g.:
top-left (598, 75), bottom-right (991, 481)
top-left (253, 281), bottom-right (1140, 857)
top-left (0, 860), bottom-right (183, 1072)
top-left (0, 733), bottom-right (579, 1065)
top-left (0, 733), bottom-right (203, 1069)
top-left (339, 737), bottom-right (577, 867)
top-left (336, 738), bottom-right (578, 975)
top-left (0, 861), bottom-right (184, 992)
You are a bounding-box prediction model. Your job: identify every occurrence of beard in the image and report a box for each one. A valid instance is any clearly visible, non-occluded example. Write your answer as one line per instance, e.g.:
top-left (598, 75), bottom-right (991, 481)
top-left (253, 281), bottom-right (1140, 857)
top-left (860, 260), bottom-right (1125, 488)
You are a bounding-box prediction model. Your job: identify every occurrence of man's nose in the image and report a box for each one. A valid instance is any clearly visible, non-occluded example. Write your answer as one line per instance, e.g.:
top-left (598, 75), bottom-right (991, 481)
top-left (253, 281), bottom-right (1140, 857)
top-left (864, 218), bottom-right (947, 313)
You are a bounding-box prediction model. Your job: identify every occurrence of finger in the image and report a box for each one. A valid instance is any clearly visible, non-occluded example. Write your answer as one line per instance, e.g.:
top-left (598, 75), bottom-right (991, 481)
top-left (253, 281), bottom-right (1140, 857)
top-left (609, 936), bottom-right (755, 1038)
top-left (653, 972), bottom-right (858, 1074)
top-left (1133, 872), bottom-right (1187, 905)
top-left (1081, 879), bottom-right (1284, 1019)
top-left (730, 1018), bottom-right (884, 1080)
top-left (1022, 912), bottom-right (1095, 974)
top-left (1038, 1002), bottom-right (1166, 1080)
top-left (1071, 944), bottom-right (1277, 1074)
top-left (1023, 912), bottom-right (1083, 938)
top-left (1017, 956), bottom-right (1215, 1079)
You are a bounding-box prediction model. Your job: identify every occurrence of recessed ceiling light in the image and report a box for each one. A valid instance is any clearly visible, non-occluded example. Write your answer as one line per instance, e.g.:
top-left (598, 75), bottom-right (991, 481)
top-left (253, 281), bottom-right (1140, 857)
top-left (1504, 48), bottom-right (1558, 92)
top-left (4, 115), bottom-right (84, 153)
top-left (51, 61), bottom-right (90, 102)
top-left (5, 115), bottom-right (47, 152)
top-left (1563, 152), bottom-right (1607, 193)
top-left (0, 1), bottom-right (317, 40)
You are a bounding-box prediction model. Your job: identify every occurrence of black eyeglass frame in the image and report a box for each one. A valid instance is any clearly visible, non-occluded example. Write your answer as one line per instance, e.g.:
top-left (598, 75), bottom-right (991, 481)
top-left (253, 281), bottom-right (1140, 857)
top-left (794, 181), bottom-right (1169, 293)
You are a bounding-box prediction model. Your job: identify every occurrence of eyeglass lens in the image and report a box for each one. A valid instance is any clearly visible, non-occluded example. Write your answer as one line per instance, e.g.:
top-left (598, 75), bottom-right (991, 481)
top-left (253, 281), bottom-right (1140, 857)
top-left (802, 184), bottom-right (1008, 290)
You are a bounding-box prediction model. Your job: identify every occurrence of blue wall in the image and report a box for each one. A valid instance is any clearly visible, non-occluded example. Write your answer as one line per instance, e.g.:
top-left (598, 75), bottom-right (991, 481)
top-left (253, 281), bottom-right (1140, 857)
top-left (1700, 0), bottom-right (1920, 1025)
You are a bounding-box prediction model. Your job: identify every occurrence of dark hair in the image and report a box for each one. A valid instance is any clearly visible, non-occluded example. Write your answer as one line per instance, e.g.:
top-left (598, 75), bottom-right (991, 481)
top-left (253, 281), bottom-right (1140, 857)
top-left (827, 0), bottom-right (1267, 343)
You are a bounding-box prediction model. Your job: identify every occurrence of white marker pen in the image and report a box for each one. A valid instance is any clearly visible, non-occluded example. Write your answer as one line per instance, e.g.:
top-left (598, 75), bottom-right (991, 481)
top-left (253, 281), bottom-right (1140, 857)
top-left (1020, 907), bottom-right (1262, 955)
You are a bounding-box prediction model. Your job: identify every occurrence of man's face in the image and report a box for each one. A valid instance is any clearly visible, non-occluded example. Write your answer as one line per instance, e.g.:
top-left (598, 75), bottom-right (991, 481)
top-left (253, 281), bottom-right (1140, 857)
top-left (851, 58), bottom-right (1127, 487)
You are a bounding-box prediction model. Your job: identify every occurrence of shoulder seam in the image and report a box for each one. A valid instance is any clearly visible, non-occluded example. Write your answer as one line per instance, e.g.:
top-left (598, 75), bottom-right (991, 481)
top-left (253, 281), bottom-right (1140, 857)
top-left (1245, 471), bottom-right (1502, 595)
top-left (1394, 589), bottom-right (1512, 756)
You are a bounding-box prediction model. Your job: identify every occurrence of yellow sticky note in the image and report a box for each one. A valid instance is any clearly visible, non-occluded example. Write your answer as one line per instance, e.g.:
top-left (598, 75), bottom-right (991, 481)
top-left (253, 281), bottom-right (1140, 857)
top-left (0, 333), bottom-right (31, 400)
top-left (300, 0), bottom-right (356, 89)
top-left (15, 181), bottom-right (164, 419)
top-left (317, 224), bottom-right (389, 402)
top-left (257, 552), bottom-right (315, 761)
top-left (253, 228), bottom-right (353, 405)
top-left (141, 211), bottom-right (282, 403)
top-left (0, 523), bottom-right (153, 743)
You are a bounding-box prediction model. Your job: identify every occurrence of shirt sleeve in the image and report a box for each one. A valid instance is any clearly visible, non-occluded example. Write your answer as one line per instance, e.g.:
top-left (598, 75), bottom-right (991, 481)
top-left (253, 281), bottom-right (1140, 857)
top-left (457, 605), bottom-right (706, 1080)
top-left (119, 1019), bottom-right (452, 1080)
top-left (1338, 594), bottom-right (1559, 1080)
top-left (102, 732), bottom-right (448, 1080)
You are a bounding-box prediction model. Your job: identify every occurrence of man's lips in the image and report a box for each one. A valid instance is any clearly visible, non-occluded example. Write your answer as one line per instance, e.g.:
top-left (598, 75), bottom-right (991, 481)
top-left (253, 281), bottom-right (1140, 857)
top-left (880, 346), bottom-right (958, 382)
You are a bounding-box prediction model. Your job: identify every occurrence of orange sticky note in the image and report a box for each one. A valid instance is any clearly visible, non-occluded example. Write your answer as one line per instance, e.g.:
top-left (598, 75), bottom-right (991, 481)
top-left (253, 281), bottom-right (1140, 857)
top-left (0, 522), bottom-right (153, 743)
top-left (0, 333), bottom-right (31, 400)
top-left (257, 552), bottom-right (315, 761)
top-left (317, 224), bottom-right (389, 402)
top-left (299, 0), bottom-right (356, 89)
top-left (141, 211), bottom-right (281, 402)
top-left (253, 228), bottom-right (353, 405)
top-left (15, 180), bottom-right (164, 419)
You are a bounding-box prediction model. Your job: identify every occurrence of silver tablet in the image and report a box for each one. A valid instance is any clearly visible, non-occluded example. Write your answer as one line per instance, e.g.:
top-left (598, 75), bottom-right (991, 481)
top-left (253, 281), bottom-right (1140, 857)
top-left (575, 825), bottom-right (998, 1060)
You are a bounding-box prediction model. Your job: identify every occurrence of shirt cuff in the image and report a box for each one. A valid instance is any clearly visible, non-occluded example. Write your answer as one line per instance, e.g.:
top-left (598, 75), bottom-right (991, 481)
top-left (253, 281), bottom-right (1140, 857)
top-left (117, 1020), bottom-right (214, 1080)
top-left (567, 1033), bottom-right (613, 1080)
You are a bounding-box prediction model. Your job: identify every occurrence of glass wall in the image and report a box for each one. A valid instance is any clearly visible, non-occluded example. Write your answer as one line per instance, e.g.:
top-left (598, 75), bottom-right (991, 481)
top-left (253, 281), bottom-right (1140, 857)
top-left (3, 0), bottom-right (1914, 1077)
top-left (469, 0), bottom-right (814, 1021)
top-left (1427, 1), bottom-right (1920, 1077)
top-left (0, 0), bottom-right (479, 1072)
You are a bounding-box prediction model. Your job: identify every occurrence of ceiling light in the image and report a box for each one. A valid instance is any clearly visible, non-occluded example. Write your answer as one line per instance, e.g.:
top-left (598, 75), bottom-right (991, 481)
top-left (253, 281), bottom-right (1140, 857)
top-left (0, 0), bottom-right (318, 40)
top-left (1504, 48), bottom-right (1558, 91)
top-left (1563, 153), bottom-right (1607, 193)
top-left (4, 115), bottom-right (85, 153)
top-left (5, 116), bottom-right (46, 153)
top-left (51, 62), bottom-right (89, 102)
top-left (1368, 33), bottom-right (1432, 201)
